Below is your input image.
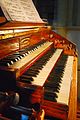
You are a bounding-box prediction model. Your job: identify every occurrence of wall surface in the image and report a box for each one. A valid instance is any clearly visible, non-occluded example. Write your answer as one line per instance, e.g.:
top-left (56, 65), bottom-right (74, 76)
top-left (67, 30), bottom-right (80, 64)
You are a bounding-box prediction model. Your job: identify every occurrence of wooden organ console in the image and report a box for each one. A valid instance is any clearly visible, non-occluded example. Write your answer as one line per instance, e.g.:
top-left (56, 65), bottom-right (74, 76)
top-left (0, 21), bottom-right (77, 120)
top-left (0, 1), bottom-right (78, 118)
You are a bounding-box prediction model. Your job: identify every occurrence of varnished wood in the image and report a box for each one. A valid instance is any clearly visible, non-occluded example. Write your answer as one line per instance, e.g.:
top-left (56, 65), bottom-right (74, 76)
top-left (0, 20), bottom-right (46, 30)
top-left (0, 20), bottom-right (77, 120)
top-left (68, 57), bottom-right (77, 120)
top-left (0, 37), bottom-right (19, 59)
top-left (0, 17), bottom-right (6, 23)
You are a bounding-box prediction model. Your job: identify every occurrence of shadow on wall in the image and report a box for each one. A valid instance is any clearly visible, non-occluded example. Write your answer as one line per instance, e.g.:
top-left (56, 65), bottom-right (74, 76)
top-left (67, 30), bottom-right (80, 65)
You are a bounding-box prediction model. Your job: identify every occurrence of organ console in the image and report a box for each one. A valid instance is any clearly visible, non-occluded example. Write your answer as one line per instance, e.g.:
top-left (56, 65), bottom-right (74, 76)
top-left (0, 0), bottom-right (78, 120)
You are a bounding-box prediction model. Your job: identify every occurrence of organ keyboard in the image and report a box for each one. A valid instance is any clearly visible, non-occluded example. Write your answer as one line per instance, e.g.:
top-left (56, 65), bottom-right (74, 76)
top-left (0, 3), bottom-right (78, 120)
top-left (0, 41), bottom-right (53, 79)
top-left (31, 49), bottom-right (63, 86)
top-left (57, 56), bottom-right (74, 105)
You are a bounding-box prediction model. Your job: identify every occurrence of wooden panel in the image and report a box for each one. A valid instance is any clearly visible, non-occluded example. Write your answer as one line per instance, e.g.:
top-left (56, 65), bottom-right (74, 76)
top-left (0, 37), bottom-right (19, 59)
top-left (49, 30), bottom-right (77, 56)
top-left (68, 57), bottom-right (77, 120)
top-left (0, 21), bottom-right (46, 30)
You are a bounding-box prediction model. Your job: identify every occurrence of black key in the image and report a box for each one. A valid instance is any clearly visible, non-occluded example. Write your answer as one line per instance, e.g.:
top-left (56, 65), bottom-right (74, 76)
top-left (19, 78), bottom-right (32, 84)
top-left (20, 75), bottom-right (34, 81)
